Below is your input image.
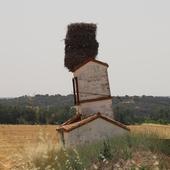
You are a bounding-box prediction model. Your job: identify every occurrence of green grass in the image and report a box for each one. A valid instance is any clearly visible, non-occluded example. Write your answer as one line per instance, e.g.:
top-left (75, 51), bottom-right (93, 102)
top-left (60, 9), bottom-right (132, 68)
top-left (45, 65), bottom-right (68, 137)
top-left (12, 133), bottom-right (170, 170)
top-left (76, 134), bottom-right (169, 169)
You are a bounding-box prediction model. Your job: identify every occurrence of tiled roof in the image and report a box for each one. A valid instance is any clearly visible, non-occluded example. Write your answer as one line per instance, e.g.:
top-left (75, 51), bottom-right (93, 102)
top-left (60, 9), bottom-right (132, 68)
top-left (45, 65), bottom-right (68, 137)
top-left (62, 114), bottom-right (81, 126)
top-left (72, 59), bottom-right (109, 72)
top-left (56, 112), bottom-right (130, 132)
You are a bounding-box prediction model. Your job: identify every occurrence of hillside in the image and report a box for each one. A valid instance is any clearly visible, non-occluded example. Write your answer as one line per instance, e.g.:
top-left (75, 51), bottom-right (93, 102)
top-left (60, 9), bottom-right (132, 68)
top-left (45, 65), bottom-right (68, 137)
top-left (0, 95), bottom-right (170, 124)
top-left (112, 95), bottom-right (170, 124)
top-left (0, 94), bottom-right (73, 108)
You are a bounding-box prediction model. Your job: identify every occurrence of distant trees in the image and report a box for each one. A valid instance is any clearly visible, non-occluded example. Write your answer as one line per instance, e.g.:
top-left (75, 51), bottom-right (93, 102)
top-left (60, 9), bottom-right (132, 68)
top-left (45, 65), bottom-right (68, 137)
top-left (0, 95), bottom-right (75, 124)
top-left (113, 96), bottom-right (170, 125)
top-left (0, 95), bottom-right (170, 125)
top-left (0, 104), bottom-right (75, 124)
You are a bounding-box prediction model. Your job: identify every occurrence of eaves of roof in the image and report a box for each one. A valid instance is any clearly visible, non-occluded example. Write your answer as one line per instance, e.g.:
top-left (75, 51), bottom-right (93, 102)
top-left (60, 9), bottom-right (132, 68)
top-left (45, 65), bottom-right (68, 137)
top-left (72, 58), bottom-right (109, 72)
top-left (56, 112), bottom-right (130, 132)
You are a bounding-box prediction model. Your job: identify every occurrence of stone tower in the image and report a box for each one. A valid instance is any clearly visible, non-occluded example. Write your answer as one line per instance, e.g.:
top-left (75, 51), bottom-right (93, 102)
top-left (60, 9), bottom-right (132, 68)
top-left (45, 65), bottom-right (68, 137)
top-left (64, 23), bottom-right (114, 119)
top-left (72, 59), bottom-right (114, 119)
top-left (56, 23), bottom-right (129, 148)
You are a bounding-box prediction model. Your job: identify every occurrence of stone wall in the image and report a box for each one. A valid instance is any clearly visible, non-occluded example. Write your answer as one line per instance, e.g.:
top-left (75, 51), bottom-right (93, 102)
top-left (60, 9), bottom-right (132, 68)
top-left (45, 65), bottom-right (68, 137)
top-left (78, 98), bottom-right (114, 118)
top-left (73, 61), bottom-right (111, 101)
top-left (64, 118), bottom-right (128, 147)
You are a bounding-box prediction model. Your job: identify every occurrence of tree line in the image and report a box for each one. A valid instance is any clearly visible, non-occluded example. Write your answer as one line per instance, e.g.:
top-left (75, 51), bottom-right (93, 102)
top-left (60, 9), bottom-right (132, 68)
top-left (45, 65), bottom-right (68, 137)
top-left (0, 95), bottom-right (170, 125)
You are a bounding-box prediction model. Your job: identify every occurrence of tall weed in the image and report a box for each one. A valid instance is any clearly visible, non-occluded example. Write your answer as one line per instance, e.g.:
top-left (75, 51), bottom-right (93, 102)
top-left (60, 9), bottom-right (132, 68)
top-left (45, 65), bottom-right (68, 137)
top-left (12, 132), bottom-right (169, 170)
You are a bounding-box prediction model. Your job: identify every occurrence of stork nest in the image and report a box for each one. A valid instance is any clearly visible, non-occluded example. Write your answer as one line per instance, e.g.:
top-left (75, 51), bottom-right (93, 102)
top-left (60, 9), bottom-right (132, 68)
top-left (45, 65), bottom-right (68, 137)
top-left (64, 23), bottom-right (99, 71)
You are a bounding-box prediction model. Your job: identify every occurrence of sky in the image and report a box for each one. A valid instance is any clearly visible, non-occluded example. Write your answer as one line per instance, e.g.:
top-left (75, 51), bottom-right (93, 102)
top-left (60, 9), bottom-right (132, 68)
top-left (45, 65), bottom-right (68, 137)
top-left (0, 0), bottom-right (170, 97)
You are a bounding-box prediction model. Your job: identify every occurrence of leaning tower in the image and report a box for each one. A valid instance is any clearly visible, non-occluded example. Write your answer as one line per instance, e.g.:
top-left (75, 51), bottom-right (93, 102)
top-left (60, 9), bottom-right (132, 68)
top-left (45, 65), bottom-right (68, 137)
top-left (56, 23), bottom-right (129, 147)
top-left (64, 23), bottom-right (114, 119)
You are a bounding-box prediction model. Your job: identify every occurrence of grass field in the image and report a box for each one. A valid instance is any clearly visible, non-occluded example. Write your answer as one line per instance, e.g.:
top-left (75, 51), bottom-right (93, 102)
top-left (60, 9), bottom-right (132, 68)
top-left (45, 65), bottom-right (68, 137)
top-left (0, 124), bottom-right (169, 169)
top-left (0, 125), bottom-right (58, 170)
top-left (128, 124), bottom-right (170, 139)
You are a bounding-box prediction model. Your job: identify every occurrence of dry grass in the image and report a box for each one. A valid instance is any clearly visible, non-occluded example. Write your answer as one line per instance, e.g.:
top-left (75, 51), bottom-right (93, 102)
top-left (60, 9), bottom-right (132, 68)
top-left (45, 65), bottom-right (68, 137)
top-left (0, 125), bottom-right (58, 170)
top-left (0, 124), bottom-right (169, 169)
top-left (128, 124), bottom-right (170, 139)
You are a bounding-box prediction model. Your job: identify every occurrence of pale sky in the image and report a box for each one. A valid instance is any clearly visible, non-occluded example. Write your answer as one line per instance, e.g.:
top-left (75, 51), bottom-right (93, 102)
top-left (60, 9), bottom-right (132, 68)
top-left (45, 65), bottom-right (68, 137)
top-left (0, 0), bottom-right (170, 97)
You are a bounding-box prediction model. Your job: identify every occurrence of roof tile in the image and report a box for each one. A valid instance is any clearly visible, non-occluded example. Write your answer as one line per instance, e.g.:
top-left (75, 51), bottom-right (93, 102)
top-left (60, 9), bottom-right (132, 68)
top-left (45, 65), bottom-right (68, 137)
top-left (56, 113), bottom-right (130, 132)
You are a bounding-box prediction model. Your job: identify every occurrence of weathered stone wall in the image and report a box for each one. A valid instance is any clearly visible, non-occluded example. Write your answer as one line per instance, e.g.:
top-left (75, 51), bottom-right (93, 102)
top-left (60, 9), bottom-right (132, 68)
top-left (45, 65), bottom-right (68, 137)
top-left (64, 118), bottom-right (128, 147)
top-left (73, 61), bottom-right (111, 101)
top-left (78, 98), bottom-right (114, 118)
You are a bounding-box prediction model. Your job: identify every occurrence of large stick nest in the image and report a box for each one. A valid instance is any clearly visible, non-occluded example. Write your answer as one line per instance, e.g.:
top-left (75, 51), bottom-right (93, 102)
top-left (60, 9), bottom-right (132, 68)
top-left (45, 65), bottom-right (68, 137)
top-left (64, 23), bottom-right (99, 72)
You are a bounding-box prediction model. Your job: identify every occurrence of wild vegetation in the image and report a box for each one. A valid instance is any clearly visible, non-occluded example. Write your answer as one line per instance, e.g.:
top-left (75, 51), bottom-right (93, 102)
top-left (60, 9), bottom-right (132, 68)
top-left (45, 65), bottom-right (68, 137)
top-left (0, 125), bottom-right (58, 170)
top-left (7, 131), bottom-right (170, 170)
top-left (0, 124), bottom-right (169, 169)
top-left (0, 94), bottom-right (170, 125)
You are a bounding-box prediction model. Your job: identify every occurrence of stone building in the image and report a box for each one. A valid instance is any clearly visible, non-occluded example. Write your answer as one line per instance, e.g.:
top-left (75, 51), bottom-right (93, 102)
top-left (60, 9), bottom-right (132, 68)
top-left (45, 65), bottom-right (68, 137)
top-left (56, 23), bottom-right (129, 147)
top-left (57, 58), bottom-right (129, 147)
top-left (57, 112), bottom-right (129, 147)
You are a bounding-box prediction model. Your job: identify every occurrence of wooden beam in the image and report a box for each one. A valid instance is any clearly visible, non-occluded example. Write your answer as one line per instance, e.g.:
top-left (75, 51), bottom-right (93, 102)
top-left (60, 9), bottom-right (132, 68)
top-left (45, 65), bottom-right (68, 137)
top-left (72, 78), bottom-right (76, 105)
top-left (75, 77), bottom-right (80, 104)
